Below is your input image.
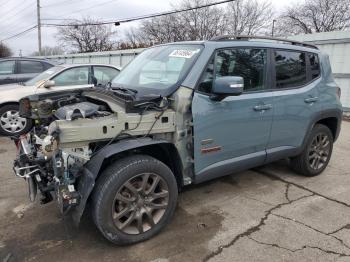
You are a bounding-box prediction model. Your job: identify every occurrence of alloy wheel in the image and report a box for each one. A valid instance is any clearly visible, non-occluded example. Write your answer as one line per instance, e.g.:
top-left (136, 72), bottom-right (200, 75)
top-left (0, 110), bottom-right (27, 134)
top-left (308, 132), bottom-right (331, 171)
top-left (112, 173), bottom-right (169, 235)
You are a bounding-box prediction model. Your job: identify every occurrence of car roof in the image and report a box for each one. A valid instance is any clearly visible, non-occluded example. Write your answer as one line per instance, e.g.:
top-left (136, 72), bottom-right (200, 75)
top-left (58, 64), bottom-right (120, 70)
top-left (160, 36), bottom-right (321, 54)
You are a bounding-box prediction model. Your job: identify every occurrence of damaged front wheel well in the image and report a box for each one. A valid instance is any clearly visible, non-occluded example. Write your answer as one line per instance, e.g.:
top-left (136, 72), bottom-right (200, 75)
top-left (98, 143), bottom-right (185, 190)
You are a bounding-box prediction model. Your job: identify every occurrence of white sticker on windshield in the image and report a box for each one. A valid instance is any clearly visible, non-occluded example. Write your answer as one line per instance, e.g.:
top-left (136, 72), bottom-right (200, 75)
top-left (169, 49), bottom-right (200, 59)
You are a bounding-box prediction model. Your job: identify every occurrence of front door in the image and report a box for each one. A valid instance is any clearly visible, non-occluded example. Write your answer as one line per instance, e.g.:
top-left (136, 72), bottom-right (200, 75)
top-left (192, 47), bottom-right (273, 182)
top-left (35, 66), bottom-right (93, 95)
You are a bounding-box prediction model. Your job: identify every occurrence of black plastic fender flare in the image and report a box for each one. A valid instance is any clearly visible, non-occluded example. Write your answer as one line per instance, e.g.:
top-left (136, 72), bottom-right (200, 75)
top-left (71, 137), bottom-right (172, 224)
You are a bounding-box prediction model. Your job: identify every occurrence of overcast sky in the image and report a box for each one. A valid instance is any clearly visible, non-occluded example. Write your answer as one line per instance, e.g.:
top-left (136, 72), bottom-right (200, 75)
top-left (0, 0), bottom-right (294, 56)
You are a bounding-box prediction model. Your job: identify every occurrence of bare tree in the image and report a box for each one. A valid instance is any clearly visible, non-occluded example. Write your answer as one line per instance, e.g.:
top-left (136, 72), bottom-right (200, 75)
top-left (176, 0), bottom-right (227, 40)
top-left (225, 0), bottom-right (274, 35)
top-left (57, 17), bottom-right (116, 53)
top-left (123, 0), bottom-right (274, 47)
top-left (127, 0), bottom-right (226, 45)
top-left (0, 42), bottom-right (13, 58)
top-left (279, 0), bottom-right (350, 35)
top-left (140, 13), bottom-right (187, 44)
top-left (123, 26), bottom-right (153, 48)
top-left (31, 46), bottom-right (64, 56)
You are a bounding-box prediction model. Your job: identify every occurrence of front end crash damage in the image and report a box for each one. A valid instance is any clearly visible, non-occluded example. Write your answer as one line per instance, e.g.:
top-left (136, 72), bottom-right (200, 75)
top-left (13, 87), bottom-right (194, 223)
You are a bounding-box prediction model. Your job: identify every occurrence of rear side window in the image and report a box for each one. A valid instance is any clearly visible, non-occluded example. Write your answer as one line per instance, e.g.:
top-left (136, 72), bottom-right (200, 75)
top-left (0, 60), bottom-right (15, 75)
top-left (308, 53), bottom-right (320, 79)
top-left (19, 60), bottom-right (44, 74)
top-left (275, 50), bottom-right (307, 89)
top-left (93, 66), bottom-right (119, 86)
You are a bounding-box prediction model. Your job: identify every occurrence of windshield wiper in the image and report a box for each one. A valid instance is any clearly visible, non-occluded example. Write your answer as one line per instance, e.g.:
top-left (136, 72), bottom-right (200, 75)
top-left (110, 85), bottom-right (138, 94)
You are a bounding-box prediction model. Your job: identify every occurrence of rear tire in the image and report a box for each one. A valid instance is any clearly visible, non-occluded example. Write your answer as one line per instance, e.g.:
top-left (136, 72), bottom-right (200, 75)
top-left (92, 155), bottom-right (178, 245)
top-left (0, 104), bottom-right (32, 136)
top-left (290, 124), bottom-right (333, 177)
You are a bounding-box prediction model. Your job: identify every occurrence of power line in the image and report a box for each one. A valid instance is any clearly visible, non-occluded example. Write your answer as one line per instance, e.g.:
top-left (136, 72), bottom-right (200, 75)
top-left (42, 0), bottom-right (234, 27)
top-left (0, 0), bottom-right (35, 24)
top-left (0, 22), bottom-right (36, 37)
top-left (41, 0), bottom-right (84, 8)
top-left (0, 25), bottom-right (37, 42)
top-left (0, 0), bottom-right (26, 16)
top-left (47, 0), bottom-right (117, 19)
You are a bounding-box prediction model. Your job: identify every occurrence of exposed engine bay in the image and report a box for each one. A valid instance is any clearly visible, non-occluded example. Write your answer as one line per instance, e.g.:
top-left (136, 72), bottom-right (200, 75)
top-left (13, 87), bottom-right (193, 217)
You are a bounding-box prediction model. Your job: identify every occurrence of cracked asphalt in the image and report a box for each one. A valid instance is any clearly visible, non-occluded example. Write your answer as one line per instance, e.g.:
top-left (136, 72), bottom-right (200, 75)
top-left (1, 121), bottom-right (350, 262)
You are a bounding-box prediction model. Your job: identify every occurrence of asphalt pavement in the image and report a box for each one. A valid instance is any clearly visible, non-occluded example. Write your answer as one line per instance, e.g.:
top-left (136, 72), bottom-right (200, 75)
top-left (1, 122), bottom-right (350, 262)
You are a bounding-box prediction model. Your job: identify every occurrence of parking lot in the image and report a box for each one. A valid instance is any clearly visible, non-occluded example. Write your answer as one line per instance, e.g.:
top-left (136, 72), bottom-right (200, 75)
top-left (0, 121), bottom-right (349, 262)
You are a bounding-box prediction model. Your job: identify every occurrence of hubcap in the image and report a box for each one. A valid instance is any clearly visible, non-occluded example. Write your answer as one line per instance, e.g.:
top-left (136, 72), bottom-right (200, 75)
top-left (0, 110), bottom-right (27, 134)
top-left (308, 132), bottom-right (331, 171)
top-left (112, 173), bottom-right (169, 235)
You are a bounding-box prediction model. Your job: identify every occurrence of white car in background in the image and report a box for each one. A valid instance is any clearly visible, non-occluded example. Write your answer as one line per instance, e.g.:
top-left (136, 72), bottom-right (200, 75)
top-left (0, 64), bottom-right (120, 136)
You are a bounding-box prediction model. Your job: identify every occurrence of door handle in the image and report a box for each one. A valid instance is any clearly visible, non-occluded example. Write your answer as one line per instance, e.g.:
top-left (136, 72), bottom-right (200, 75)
top-left (304, 97), bottom-right (318, 103)
top-left (253, 104), bottom-right (273, 111)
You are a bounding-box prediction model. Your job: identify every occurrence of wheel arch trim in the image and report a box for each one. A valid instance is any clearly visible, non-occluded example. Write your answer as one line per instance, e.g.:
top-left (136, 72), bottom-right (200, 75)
top-left (71, 138), bottom-right (182, 224)
top-left (300, 108), bottom-right (342, 154)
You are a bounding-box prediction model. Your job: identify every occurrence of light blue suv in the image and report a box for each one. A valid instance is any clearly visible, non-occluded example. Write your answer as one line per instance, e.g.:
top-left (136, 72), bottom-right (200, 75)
top-left (15, 36), bottom-right (342, 244)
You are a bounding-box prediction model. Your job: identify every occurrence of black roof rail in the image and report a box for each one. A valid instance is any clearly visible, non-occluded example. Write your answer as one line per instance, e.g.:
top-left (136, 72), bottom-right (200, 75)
top-left (210, 35), bottom-right (319, 50)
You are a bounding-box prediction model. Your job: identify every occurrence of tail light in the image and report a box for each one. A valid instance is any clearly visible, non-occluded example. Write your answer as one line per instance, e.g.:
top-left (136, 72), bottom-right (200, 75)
top-left (337, 87), bottom-right (341, 99)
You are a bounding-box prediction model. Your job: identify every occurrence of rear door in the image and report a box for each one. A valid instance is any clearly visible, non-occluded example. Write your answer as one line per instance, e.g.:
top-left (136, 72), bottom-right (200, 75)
top-left (266, 49), bottom-right (322, 161)
top-left (17, 60), bottom-right (46, 82)
top-left (192, 47), bottom-right (274, 182)
top-left (0, 60), bottom-right (16, 84)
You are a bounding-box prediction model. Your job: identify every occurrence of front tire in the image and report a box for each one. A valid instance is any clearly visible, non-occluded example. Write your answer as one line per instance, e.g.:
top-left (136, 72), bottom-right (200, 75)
top-left (92, 155), bottom-right (178, 245)
top-left (0, 104), bottom-right (32, 136)
top-left (290, 124), bottom-right (333, 177)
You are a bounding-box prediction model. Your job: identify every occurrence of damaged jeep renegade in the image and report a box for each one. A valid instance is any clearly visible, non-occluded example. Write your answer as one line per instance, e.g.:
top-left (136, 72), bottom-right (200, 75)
top-left (13, 36), bottom-right (342, 245)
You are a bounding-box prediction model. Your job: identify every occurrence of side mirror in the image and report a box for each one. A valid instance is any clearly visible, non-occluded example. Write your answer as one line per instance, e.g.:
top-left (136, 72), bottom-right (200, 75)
top-left (210, 76), bottom-right (244, 101)
top-left (43, 80), bottom-right (55, 88)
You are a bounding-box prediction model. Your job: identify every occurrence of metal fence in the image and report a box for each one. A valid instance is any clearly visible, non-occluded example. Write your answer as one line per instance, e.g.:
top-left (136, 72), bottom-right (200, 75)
top-left (40, 48), bottom-right (144, 68)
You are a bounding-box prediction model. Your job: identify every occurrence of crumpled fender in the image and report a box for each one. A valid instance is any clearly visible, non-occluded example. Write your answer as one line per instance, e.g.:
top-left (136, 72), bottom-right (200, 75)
top-left (71, 137), bottom-right (171, 224)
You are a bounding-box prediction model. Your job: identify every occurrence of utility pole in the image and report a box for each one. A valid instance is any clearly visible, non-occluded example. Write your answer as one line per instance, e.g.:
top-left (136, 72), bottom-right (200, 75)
top-left (271, 19), bottom-right (276, 37)
top-left (36, 0), bottom-right (42, 56)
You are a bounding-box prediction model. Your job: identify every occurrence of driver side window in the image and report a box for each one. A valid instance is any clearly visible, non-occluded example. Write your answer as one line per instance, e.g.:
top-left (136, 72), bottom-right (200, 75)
top-left (198, 48), bottom-right (267, 94)
top-left (53, 67), bottom-right (90, 86)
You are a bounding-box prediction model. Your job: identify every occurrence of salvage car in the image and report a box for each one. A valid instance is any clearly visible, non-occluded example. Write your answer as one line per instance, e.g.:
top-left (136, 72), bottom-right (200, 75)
top-left (13, 36), bottom-right (342, 245)
top-left (0, 64), bottom-right (119, 136)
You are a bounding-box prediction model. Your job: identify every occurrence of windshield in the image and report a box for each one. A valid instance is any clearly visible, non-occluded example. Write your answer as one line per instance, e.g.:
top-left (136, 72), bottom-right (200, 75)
top-left (25, 66), bottom-right (64, 86)
top-left (111, 44), bottom-right (203, 96)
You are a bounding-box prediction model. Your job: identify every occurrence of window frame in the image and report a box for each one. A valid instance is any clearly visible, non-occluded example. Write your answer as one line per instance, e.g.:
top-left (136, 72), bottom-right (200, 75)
top-left (50, 65), bottom-right (93, 86)
top-left (195, 46), bottom-right (272, 96)
top-left (307, 52), bottom-right (321, 81)
top-left (271, 48), bottom-right (322, 91)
